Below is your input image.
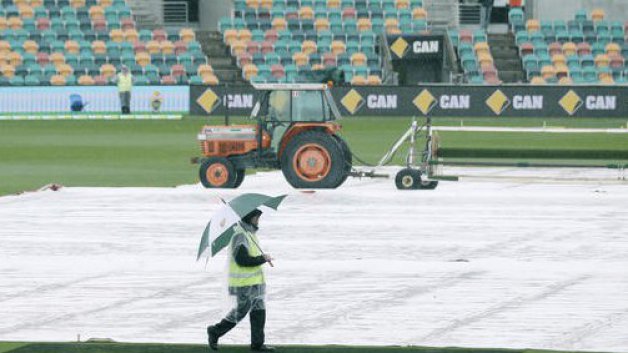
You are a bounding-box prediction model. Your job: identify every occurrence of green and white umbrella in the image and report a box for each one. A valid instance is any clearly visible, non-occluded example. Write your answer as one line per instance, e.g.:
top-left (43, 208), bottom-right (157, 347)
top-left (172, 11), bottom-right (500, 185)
top-left (196, 193), bottom-right (287, 261)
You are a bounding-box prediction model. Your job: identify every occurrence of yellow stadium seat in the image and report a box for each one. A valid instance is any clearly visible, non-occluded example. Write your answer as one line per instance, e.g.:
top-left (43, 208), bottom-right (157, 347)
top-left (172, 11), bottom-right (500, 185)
top-left (238, 29), bottom-right (252, 42)
top-left (530, 76), bottom-right (546, 85)
top-left (1, 64), bottom-right (16, 78)
top-left (396, 0), bottom-right (410, 9)
top-left (599, 75), bottom-right (613, 84)
top-left (562, 42), bottom-right (576, 56)
top-left (474, 42), bottom-right (490, 55)
top-left (57, 63), bottom-right (73, 77)
top-left (591, 8), bottom-right (605, 21)
top-left (124, 29), bottom-right (138, 42)
top-left (412, 7), bottom-right (427, 19)
top-left (70, 0), bottom-right (85, 8)
top-left (92, 40), bottom-right (107, 54)
top-left (13, 0), bottom-right (27, 7)
top-left (315, 18), bottom-right (330, 31)
top-left (49, 52), bottom-right (65, 66)
top-left (65, 40), bottom-right (80, 54)
top-left (50, 74), bottom-right (66, 86)
top-left (146, 40), bottom-right (160, 54)
top-left (243, 64), bottom-right (258, 80)
top-left (160, 40), bottom-right (174, 54)
top-left (558, 76), bottom-right (573, 85)
top-left (292, 52), bottom-right (309, 66)
top-left (357, 18), bottom-right (371, 31)
top-left (230, 40), bottom-right (247, 56)
top-left (540, 65), bottom-right (556, 80)
top-left (100, 63), bottom-right (116, 78)
top-left (8, 17), bottom-right (23, 30)
top-left (202, 74), bottom-right (220, 85)
top-left (606, 43), bottom-right (620, 56)
top-left (555, 63), bottom-right (569, 78)
top-left (197, 64), bottom-right (214, 76)
top-left (526, 19), bottom-right (540, 32)
top-left (327, 0), bottom-right (340, 8)
top-left (18, 5), bottom-right (34, 18)
top-left (351, 76), bottom-right (367, 85)
top-left (351, 52), bottom-right (367, 66)
top-left (246, 0), bottom-right (260, 8)
top-left (179, 28), bottom-right (195, 43)
top-left (385, 18), bottom-right (399, 33)
top-left (0, 18), bottom-right (7, 31)
top-left (299, 6), bottom-right (314, 19)
top-left (8, 51), bottom-right (22, 66)
top-left (272, 18), bottom-right (287, 31)
top-left (594, 54), bottom-right (610, 67)
top-left (22, 40), bottom-right (38, 54)
top-left (331, 40), bottom-right (345, 55)
top-left (311, 63), bottom-right (325, 71)
top-left (78, 75), bottom-right (95, 85)
top-left (301, 40), bottom-right (317, 55)
top-left (89, 6), bottom-right (104, 19)
top-left (260, 0), bottom-right (273, 9)
top-left (110, 29), bottom-right (124, 42)
top-left (551, 54), bottom-right (566, 66)
top-left (31, 0), bottom-right (44, 7)
top-left (223, 29), bottom-right (238, 45)
top-left (366, 75), bottom-right (382, 85)
top-left (0, 41), bottom-right (11, 55)
top-left (136, 52), bottom-right (150, 67)
top-left (98, 0), bottom-right (113, 7)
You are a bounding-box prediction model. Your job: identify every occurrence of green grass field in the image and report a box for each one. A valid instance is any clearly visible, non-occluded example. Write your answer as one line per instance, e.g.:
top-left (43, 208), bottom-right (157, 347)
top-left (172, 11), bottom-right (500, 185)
top-left (0, 341), bottom-right (613, 353)
top-left (1, 116), bottom-right (627, 196)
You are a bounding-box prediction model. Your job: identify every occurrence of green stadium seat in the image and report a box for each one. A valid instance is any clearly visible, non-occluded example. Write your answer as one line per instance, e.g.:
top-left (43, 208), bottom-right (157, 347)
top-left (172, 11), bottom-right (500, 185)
top-left (10, 76), bottom-right (25, 85)
top-left (24, 75), bottom-right (40, 85)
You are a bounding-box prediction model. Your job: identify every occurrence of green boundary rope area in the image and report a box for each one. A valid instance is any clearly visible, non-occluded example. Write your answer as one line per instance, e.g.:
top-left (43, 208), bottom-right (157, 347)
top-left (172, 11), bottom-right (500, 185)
top-left (0, 342), bottom-right (613, 353)
top-left (0, 116), bottom-right (627, 196)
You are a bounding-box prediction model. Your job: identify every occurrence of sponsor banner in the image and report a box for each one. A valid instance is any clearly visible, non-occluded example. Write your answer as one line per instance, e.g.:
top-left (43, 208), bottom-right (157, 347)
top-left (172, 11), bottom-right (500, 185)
top-left (190, 85), bottom-right (627, 118)
top-left (0, 114), bottom-right (182, 120)
top-left (190, 85), bottom-right (258, 116)
top-left (387, 34), bottom-right (444, 60)
top-left (0, 86), bottom-right (189, 113)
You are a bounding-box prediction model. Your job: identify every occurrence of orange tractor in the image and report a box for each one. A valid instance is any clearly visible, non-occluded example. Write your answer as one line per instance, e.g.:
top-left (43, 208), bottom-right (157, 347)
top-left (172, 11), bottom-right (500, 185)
top-left (195, 83), bottom-right (352, 189)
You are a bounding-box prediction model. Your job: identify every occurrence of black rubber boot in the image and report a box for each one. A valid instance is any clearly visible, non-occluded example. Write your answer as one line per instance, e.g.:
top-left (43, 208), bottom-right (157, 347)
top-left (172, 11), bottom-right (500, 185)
top-left (250, 310), bottom-right (275, 352)
top-left (207, 319), bottom-right (236, 351)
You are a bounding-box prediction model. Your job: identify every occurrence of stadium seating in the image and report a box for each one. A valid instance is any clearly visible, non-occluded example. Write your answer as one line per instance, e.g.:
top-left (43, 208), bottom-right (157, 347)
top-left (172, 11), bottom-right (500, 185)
top-left (448, 28), bottom-right (500, 84)
top-left (509, 7), bottom-right (627, 84)
top-left (218, 0), bottom-right (431, 84)
top-left (0, 0), bottom-right (214, 85)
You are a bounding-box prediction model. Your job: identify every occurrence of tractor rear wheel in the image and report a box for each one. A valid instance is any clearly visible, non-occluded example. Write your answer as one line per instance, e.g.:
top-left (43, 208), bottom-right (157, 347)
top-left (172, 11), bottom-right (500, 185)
top-left (281, 130), bottom-right (347, 189)
top-left (395, 168), bottom-right (421, 190)
top-left (233, 169), bottom-right (246, 188)
top-left (333, 135), bottom-right (353, 185)
top-left (199, 157), bottom-right (238, 188)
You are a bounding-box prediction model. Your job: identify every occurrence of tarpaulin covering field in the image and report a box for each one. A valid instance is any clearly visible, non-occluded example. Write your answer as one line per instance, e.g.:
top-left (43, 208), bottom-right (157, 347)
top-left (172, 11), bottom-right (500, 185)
top-left (1, 168), bottom-right (627, 352)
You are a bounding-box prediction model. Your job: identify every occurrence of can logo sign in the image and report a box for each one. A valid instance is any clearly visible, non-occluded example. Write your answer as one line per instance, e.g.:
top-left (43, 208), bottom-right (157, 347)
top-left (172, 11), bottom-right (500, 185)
top-left (197, 88), bottom-right (221, 114)
top-left (413, 40), bottom-right (439, 54)
top-left (559, 90), bottom-right (582, 115)
top-left (340, 89), bottom-right (365, 115)
top-left (390, 37), bottom-right (410, 59)
top-left (413, 89), bottom-right (437, 115)
top-left (486, 90), bottom-right (510, 115)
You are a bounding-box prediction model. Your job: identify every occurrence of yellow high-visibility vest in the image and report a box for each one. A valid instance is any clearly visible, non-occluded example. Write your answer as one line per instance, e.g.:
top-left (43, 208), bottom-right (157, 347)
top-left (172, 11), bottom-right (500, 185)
top-left (228, 225), bottom-right (265, 288)
top-left (117, 73), bottom-right (133, 92)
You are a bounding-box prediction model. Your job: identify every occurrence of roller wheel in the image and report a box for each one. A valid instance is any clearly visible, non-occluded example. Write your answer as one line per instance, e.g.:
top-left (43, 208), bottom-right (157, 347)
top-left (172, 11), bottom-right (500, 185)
top-left (199, 157), bottom-right (237, 188)
top-left (333, 135), bottom-right (353, 185)
top-left (233, 169), bottom-right (246, 188)
top-left (419, 180), bottom-right (439, 190)
top-left (395, 168), bottom-right (421, 190)
top-left (281, 130), bottom-right (347, 189)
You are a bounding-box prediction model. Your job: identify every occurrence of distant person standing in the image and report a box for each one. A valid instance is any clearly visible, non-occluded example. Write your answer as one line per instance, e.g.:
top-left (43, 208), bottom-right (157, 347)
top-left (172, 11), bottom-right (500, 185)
top-left (114, 65), bottom-right (133, 114)
top-left (480, 0), bottom-right (494, 29)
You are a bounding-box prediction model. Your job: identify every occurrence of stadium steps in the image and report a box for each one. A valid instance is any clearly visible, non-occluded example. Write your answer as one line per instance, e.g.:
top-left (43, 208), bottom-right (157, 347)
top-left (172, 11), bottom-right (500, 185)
top-left (488, 33), bottom-right (525, 83)
top-left (127, 0), bottom-right (163, 29)
top-left (197, 31), bottom-right (248, 85)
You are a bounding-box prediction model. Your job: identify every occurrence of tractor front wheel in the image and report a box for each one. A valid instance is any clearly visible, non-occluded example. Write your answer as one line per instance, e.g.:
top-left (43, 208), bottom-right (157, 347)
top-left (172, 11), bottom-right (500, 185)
top-left (199, 157), bottom-right (238, 188)
top-left (281, 131), bottom-right (347, 189)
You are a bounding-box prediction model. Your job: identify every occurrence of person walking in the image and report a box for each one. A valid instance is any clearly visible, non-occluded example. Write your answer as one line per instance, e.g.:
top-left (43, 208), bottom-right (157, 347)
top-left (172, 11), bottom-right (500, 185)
top-left (480, 0), bottom-right (494, 30)
top-left (207, 209), bottom-right (276, 352)
top-left (114, 65), bottom-right (133, 114)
